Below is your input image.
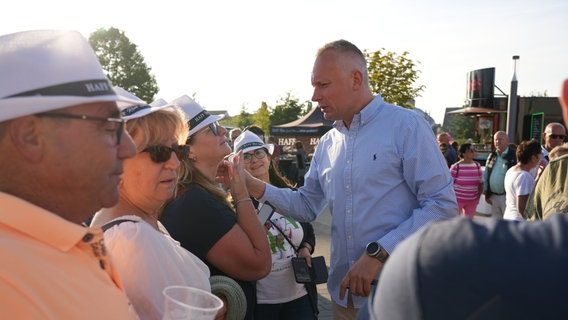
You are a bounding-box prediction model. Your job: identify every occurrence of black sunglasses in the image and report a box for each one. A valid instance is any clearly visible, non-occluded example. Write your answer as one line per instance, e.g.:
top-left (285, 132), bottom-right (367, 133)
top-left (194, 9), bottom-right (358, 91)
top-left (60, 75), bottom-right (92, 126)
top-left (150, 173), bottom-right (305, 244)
top-left (142, 145), bottom-right (190, 163)
top-left (195, 122), bottom-right (220, 137)
top-left (35, 112), bottom-right (126, 145)
top-left (549, 134), bottom-right (566, 140)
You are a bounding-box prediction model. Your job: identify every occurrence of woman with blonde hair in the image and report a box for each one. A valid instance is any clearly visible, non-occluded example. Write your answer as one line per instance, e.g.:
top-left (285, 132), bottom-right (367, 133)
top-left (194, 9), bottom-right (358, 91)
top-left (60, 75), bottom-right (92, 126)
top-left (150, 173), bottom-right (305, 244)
top-left (161, 95), bottom-right (271, 320)
top-left (90, 89), bottom-right (214, 320)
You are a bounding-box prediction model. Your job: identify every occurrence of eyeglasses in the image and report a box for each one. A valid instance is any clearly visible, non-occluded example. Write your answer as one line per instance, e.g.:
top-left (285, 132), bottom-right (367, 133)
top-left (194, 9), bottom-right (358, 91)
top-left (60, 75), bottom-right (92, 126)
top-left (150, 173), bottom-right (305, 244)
top-left (195, 122), bottom-right (220, 137)
top-left (35, 112), bottom-right (126, 145)
top-left (142, 145), bottom-right (190, 163)
top-left (548, 134), bottom-right (566, 140)
top-left (243, 149), bottom-right (267, 163)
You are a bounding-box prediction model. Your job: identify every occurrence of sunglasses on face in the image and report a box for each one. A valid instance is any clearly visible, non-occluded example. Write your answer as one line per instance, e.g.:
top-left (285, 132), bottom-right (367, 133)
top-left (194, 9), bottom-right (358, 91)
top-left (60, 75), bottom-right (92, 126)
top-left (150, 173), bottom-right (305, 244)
top-left (549, 134), bottom-right (566, 140)
top-left (195, 122), bottom-right (220, 137)
top-left (142, 145), bottom-right (190, 163)
top-left (243, 149), bottom-right (267, 163)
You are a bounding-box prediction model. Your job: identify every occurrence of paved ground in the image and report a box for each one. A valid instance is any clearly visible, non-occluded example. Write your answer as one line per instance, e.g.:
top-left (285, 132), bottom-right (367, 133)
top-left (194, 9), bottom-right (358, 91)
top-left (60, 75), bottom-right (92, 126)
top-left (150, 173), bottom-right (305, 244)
top-left (311, 206), bottom-right (493, 320)
top-left (312, 208), bottom-right (333, 319)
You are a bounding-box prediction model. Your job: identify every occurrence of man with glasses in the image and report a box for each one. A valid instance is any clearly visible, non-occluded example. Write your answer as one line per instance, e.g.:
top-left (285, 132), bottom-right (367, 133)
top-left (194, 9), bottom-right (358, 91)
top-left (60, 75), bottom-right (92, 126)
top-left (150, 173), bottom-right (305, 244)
top-left (525, 119), bottom-right (568, 220)
top-left (0, 30), bottom-right (140, 319)
top-left (542, 122), bottom-right (566, 161)
top-left (364, 79), bottom-right (568, 320)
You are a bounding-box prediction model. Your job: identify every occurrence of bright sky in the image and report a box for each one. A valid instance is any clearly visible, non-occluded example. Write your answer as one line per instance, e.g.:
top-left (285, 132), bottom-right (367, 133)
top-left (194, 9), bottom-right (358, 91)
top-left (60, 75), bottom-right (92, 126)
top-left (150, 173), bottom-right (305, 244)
top-left (4, 0), bottom-right (567, 124)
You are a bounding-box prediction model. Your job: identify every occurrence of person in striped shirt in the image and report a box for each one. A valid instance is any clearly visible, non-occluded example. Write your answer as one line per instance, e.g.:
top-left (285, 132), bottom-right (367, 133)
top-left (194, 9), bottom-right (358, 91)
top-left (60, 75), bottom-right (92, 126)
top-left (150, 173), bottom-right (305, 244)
top-left (450, 143), bottom-right (484, 218)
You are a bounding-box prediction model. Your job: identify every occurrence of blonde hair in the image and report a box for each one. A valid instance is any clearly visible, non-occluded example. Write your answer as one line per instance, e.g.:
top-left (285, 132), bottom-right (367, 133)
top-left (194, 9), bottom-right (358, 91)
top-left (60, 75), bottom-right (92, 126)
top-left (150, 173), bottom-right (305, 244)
top-left (177, 131), bottom-right (233, 209)
top-left (126, 106), bottom-right (189, 151)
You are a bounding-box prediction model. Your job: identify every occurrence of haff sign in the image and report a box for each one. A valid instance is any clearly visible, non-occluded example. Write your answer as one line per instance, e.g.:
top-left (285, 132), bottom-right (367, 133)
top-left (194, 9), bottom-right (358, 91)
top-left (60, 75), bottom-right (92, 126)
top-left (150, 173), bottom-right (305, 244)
top-left (270, 107), bottom-right (333, 157)
top-left (276, 136), bottom-right (322, 156)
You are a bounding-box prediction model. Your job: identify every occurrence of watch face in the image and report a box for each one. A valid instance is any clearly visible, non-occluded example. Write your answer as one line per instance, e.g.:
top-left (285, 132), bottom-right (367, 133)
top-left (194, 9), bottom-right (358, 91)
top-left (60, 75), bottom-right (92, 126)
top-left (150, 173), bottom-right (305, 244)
top-left (367, 242), bottom-right (379, 255)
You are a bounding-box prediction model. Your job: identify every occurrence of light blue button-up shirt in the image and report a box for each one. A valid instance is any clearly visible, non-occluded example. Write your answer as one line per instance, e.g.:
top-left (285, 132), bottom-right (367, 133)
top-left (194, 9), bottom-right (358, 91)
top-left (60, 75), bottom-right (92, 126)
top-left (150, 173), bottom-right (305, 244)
top-left (261, 95), bottom-right (457, 307)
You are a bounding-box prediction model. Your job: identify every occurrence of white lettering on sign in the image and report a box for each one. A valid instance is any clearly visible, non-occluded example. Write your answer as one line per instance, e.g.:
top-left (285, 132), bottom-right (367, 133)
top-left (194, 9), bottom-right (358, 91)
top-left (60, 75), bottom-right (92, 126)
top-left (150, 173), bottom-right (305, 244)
top-left (310, 138), bottom-right (320, 145)
top-left (278, 138), bottom-right (296, 146)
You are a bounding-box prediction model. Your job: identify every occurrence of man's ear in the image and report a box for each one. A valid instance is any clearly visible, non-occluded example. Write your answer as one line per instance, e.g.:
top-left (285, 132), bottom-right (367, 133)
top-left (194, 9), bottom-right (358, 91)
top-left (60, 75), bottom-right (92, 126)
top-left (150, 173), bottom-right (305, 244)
top-left (351, 70), bottom-right (364, 90)
top-left (9, 116), bottom-right (44, 163)
top-left (561, 79), bottom-right (568, 124)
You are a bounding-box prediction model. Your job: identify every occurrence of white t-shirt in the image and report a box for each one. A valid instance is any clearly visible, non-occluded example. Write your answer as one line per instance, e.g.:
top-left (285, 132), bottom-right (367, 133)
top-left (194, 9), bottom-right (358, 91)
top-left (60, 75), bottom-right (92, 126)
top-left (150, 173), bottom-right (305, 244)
top-left (504, 169), bottom-right (535, 221)
top-left (103, 215), bottom-right (211, 320)
top-left (256, 212), bottom-right (307, 304)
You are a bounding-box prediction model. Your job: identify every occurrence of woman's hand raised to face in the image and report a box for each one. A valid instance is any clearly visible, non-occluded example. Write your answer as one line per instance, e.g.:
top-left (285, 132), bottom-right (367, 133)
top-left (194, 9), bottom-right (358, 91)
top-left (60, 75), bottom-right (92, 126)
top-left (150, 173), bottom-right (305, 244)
top-left (216, 151), bottom-right (249, 199)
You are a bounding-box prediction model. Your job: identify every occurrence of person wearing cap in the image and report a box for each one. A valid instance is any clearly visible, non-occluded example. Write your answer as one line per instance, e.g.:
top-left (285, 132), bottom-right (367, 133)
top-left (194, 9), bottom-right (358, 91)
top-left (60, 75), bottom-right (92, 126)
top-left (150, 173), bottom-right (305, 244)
top-left (234, 131), bottom-right (318, 320)
top-left (0, 30), bottom-right (141, 319)
top-left (160, 95), bottom-right (271, 320)
top-left (89, 88), bottom-right (217, 320)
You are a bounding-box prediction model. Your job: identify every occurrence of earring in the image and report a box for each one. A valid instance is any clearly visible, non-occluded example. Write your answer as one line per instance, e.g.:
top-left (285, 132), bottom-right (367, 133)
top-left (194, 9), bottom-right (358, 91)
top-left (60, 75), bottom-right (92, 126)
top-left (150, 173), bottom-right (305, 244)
top-left (192, 156), bottom-right (197, 161)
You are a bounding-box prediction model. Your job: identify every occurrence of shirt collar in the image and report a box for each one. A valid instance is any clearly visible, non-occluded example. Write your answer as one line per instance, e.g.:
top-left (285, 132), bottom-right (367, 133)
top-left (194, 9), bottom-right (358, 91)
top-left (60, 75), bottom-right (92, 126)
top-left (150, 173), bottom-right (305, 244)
top-left (332, 95), bottom-right (384, 131)
top-left (0, 192), bottom-right (92, 252)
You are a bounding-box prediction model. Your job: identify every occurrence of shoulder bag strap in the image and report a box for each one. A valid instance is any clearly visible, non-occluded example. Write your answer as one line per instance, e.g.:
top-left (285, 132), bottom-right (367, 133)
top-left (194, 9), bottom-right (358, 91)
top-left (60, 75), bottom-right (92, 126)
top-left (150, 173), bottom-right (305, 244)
top-left (101, 219), bottom-right (138, 232)
top-left (270, 220), bottom-right (299, 253)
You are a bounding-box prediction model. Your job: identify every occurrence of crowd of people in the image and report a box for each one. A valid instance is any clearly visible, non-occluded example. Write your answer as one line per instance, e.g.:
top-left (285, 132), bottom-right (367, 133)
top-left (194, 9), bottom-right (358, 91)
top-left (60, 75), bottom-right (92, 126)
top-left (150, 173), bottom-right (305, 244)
top-left (437, 120), bottom-right (567, 223)
top-left (2, 28), bottom-right (567, 320)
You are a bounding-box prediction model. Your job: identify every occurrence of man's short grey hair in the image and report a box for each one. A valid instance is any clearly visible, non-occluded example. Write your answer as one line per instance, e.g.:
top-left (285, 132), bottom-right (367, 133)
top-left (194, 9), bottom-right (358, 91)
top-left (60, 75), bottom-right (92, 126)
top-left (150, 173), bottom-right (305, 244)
top-left (545, 122), bottom-right (566, 134)
top-left (317, 39), bottom-right (368, 81)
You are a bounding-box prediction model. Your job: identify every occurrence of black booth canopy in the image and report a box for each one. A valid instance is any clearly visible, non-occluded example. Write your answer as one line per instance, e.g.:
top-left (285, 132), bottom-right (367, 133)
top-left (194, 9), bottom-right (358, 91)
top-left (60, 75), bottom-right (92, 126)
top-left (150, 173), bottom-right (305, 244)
top-left (270, 107), bottom-right (334, 136)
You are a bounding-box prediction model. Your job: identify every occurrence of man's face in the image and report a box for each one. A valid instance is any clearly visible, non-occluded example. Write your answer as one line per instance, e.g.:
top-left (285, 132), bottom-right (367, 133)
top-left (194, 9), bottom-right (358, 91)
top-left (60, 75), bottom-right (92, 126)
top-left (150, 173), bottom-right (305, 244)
top-left (543, 125), bottom-right (566, 151)
top-left (438, 134), bottom-right (449, 145)
top-left (494, 132), bottom-right (509, 153)
top-left (40, 102), bottom-right (136, 221)
top-left (311, 50), bottom-right (353, 121)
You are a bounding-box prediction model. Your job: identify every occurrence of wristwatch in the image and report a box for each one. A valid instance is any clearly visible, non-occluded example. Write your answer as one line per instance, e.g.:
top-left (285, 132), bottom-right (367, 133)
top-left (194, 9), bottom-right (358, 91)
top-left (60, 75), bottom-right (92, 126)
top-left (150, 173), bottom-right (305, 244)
top-left (366, 241), bottom-right (388, 263)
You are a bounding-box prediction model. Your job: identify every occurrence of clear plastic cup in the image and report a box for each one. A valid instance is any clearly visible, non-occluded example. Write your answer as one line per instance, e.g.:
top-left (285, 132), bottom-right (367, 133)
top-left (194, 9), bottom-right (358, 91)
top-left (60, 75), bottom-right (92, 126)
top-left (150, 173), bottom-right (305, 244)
top-left (162, 286), bottom-right (223, 320)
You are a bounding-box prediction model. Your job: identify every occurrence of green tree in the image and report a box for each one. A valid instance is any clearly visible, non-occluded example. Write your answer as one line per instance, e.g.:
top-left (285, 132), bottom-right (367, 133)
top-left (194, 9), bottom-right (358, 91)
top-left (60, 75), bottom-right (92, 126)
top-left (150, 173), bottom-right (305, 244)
top-left (89, 27), bottom-right (158, 102)
top-left (235, 105), bottom-right (254, 129)
top-left (445, 114), bottom-right (476, 143)
top-left (365, 49), bottom-right (425, 108)
top-left (253, 102), bottom-right (271, 133)
top-left (270, 92), bottom-right (306, 125)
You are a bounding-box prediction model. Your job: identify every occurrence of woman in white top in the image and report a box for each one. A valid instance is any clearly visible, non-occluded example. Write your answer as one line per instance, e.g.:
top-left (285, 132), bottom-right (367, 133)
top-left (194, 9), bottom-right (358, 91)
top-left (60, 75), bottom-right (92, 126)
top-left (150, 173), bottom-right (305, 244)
top-left (503, 140), bottom-right (542, 221)
top-left (234, 131), bottom-right (318, 320)
top-left (90, 92), bottom-right (216, 320)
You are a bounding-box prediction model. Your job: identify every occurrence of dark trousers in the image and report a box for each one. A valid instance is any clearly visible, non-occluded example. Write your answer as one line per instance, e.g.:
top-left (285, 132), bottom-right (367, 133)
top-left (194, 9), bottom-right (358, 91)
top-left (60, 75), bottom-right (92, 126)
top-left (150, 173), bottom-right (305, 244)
top-left (255, 294), bottom-right (315, 320)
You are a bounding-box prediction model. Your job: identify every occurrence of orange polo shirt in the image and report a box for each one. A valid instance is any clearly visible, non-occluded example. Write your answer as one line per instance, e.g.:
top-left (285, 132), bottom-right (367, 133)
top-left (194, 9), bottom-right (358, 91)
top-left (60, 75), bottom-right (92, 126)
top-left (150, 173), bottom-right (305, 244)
top-left (0, 192), bottom-right (139, 319)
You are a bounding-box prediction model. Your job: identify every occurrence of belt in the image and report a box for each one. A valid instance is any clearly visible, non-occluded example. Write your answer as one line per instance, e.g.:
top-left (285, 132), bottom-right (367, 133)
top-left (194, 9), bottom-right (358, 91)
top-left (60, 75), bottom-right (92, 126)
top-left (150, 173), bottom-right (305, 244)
top-left (492, 192), bottom-right (505, 196)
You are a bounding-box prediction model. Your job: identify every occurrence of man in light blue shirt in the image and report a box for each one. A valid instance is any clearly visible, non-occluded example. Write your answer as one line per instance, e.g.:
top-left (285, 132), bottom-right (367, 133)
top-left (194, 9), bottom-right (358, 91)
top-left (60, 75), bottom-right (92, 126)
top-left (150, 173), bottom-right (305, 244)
top-left (245, 39), bottom-right (457, 319)
top-left (483, 131), bottom-right (517, 218)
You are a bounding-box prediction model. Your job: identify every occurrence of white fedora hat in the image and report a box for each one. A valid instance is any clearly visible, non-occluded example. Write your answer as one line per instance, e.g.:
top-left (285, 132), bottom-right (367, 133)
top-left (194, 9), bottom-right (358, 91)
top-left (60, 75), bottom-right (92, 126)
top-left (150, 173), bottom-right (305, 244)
top-left (0, 30), bottom-right (142, 122)
top-left (115, 87), bottom-right (173, 121)
top-left (233, 130), bottom-right (274, 155)
top-left (170, 95), bottom-right (224, 136)
top-left (150, 98), bottom-right (169, 107)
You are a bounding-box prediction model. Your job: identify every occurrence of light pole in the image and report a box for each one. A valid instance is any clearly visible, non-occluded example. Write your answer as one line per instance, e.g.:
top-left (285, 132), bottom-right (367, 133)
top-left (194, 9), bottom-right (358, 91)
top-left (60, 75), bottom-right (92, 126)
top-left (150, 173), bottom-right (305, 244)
top-left (506, 55), bottom-right (520, 143)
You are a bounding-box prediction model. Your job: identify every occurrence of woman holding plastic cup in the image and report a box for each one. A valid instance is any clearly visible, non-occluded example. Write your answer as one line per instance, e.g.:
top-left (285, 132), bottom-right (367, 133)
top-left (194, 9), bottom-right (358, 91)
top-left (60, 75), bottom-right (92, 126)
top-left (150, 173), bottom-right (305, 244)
top-left (90, 89), bottom-right (218, 320)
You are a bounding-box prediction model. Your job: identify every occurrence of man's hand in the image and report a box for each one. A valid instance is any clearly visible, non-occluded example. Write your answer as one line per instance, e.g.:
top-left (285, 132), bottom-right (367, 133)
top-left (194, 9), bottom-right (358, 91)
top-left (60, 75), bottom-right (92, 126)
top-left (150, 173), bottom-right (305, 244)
top-left (339, 254), bottom-right (383, 299)
top-left (485, 196), bottom-right (493, 205)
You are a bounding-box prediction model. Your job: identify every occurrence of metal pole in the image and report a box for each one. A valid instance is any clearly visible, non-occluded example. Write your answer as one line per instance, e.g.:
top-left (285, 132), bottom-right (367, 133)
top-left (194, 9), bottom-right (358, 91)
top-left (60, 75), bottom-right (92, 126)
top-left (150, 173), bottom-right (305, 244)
top-left (506, 55), bottom-right (520, 143)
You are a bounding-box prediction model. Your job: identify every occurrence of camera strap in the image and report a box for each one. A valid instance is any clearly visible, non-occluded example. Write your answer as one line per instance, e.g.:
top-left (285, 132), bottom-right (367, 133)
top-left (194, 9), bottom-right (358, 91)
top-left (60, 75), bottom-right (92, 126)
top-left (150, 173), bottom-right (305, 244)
top-left (270, 220), bottom-right (299, 254)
